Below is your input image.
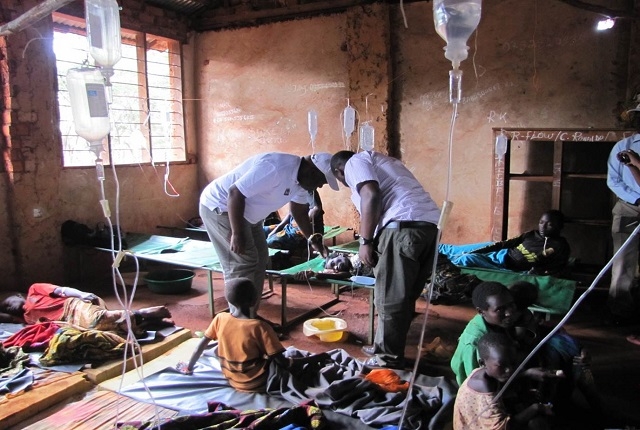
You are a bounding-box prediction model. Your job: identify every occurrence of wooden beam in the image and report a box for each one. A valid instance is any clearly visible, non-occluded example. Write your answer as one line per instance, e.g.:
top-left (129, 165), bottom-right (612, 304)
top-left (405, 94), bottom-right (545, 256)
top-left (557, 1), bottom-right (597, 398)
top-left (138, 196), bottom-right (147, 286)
top-left (0, 0), bottom-right (77, 37)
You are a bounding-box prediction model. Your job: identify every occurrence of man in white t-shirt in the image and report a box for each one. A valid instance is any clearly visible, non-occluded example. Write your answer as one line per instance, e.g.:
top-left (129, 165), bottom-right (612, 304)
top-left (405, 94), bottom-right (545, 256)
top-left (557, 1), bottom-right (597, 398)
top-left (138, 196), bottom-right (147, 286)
top-left (199, 152), bottom-right (339, 318)
top-left (330, 150), bottom-right (440, 368)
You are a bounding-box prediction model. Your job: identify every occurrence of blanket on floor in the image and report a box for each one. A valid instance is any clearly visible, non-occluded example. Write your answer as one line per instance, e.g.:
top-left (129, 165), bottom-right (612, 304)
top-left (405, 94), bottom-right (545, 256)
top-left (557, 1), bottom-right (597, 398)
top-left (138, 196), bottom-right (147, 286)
top-left (117, 347), bottom-right (456, 430)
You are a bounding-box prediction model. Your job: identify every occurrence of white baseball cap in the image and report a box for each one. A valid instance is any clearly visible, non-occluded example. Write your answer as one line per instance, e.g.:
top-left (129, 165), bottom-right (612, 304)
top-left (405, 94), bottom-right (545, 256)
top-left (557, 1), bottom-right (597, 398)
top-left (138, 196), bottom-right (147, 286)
top-left (311, 152), bottom-right (339, 191)
top-left (628, 102), bottom-right (640, 113)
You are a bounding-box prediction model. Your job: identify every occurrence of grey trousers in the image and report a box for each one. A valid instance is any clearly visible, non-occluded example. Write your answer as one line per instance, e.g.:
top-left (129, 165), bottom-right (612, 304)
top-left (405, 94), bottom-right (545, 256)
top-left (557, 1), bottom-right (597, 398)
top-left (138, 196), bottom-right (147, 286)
top-left (609, 199), bottom-right (640, 318)
top-left (372, 223), bottom-right (438, 363)
top-left (199, 203), bottom-right (269, 317)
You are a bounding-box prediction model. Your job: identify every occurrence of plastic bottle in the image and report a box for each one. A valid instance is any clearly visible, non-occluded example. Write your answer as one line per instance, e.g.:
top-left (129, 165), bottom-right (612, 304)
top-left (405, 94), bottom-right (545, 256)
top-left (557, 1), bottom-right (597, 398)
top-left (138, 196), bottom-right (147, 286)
top-left (359, 122), bottom-right (375, 151)
top-left (85, 0), bottom-right (122, 78)
top-left (433, 0), bottom-right (482, 69)
top-left (66, 68), bottom-right (111, 153)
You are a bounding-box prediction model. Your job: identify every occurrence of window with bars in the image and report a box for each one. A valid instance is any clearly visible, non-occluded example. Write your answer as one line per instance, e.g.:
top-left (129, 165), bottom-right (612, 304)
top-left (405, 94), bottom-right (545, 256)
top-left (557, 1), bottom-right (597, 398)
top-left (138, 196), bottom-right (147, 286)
top-left (53, 13), bottom-right (186, 167)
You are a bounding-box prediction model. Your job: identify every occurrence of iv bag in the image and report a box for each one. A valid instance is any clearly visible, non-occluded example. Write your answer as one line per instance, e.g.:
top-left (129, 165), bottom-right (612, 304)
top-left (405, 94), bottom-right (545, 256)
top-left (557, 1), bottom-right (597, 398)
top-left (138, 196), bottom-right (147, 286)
top-left (359, 123), bottom-right (375, 151)
top-left (433, 0), bottom-right (482, 69)
top-left (308, 110), bottom-right (318, 142)
top-left (495, 132), bottom-right (508, 159)
top-left (66, 68), bottom-right (110, 150)
top-left (85, 0), bottom-right (122, 69)
top-left (343, 105), bottom-right (356, 136)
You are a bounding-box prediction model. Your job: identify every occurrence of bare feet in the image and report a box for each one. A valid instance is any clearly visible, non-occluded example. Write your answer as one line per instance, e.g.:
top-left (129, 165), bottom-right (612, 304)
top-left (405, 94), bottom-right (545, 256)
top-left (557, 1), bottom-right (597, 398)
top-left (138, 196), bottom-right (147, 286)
top-left (137, 305), bottom-right (171, 319)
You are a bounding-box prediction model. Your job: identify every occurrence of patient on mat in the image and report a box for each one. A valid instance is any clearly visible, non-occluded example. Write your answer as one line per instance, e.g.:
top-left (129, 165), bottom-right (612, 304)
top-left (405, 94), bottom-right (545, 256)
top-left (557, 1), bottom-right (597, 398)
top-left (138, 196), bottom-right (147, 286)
top-left (177, 277), bottom-right (329, 392)
top-left (293, 251), bottom-right (374, 281)
top-left (439, 210), bottom-right (571, 275)
top-left (0, 283), bottom-right (173, 336)
top-left (264, 190), bottom-right (324, 251)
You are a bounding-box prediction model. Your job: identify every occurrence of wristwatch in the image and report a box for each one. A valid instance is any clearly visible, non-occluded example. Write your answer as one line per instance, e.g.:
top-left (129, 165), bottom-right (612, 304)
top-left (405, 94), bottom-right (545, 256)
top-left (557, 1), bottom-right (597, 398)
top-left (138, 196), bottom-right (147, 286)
top-left (359, 237), bottom-right (375, 245)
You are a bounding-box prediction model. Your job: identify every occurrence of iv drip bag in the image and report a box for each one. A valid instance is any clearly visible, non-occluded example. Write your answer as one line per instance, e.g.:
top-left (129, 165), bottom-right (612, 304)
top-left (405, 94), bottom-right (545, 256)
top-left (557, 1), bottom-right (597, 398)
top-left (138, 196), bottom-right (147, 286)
top-left (85, 0), bottom-right (122, 71)
top-left (359, 122), bottom-right (375, 151)
top-left (67, 68), bottom-right (110, 154)
top-left (343, 105), bottom-right (356, 136)
top-left (308, 110), bottom-right (318, 142)
top-left (433, 0), bottom-right (482, 69)
top-left (495, 132), bottom-right (508, 159)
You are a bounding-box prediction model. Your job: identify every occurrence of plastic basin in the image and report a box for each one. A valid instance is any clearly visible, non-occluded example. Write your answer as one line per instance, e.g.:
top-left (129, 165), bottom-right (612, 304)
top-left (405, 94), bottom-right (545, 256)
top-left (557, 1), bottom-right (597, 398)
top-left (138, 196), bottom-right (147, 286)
top-left (303, 317), bottom-right (348, 342)
top-left (144, 269), bottom-right (195, 294)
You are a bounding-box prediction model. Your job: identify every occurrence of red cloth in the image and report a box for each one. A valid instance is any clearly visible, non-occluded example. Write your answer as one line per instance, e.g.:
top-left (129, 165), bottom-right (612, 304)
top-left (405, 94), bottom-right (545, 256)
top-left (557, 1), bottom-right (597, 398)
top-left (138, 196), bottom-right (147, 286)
top-left (23, 283), bottom-right (66, 324)
top-left (3, 321), bottom-right (60, 350)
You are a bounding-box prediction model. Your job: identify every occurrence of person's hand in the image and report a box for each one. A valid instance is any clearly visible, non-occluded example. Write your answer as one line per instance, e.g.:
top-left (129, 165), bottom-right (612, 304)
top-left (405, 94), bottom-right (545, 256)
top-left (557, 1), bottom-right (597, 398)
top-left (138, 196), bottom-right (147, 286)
top-left (80, 292), bottom-right (99, 304)
top-left (359, 244), bottom-right (378, 268)
top-left (293, 270), bottom-right (315, 281)
top-left (176, 361), bottom-right (193, 375)
top-left (230, 232), bottom-right (245, 255)
top-left (618, 150), bottom-right (640, 167)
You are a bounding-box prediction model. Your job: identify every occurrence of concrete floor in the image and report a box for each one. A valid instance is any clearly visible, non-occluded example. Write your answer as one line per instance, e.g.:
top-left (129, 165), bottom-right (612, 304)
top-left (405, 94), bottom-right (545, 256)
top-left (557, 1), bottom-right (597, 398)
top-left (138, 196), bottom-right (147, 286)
top-left (93, 266), bottom-right (640, 429)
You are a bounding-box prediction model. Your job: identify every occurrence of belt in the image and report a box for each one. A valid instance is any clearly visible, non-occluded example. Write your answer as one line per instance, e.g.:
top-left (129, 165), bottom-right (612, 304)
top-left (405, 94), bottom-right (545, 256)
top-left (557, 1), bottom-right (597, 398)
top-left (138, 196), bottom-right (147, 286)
top-left (384, 221), bottom-right (435, 229)
top-left (620, 198), bottom-right (640, 206)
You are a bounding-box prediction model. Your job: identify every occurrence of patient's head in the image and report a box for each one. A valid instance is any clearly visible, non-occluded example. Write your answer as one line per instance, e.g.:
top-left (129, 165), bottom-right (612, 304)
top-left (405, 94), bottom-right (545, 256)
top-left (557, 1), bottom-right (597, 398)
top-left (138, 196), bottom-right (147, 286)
top-left (538, 209), bottom-right (565, 237)
top-left (224, 278), bottom-right (257, 310)
top-left (324, 252), bottom-right (353, 272)
top-left (0, 292), bottom-right (26, 318)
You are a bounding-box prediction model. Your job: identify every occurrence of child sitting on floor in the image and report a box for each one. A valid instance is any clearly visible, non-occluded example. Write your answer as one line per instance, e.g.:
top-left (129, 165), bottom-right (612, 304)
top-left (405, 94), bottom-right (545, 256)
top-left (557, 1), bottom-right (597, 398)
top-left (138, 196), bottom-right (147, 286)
top-left (454, 331), bottom-right (553, 430)
top-left (177, 277), bottom-right (329, 392)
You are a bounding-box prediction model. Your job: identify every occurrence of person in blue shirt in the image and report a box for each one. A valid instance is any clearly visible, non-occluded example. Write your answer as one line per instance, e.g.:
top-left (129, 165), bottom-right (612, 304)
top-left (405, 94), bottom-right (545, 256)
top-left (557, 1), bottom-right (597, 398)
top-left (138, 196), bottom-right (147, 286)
top-left (606, 104), bottom-right (640, 332)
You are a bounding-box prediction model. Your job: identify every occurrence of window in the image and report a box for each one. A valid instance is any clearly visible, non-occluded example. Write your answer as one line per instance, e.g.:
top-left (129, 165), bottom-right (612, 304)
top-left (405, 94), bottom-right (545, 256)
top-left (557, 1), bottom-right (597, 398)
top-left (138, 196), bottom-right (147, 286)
top-left (53, 13), bottom-right (185, 167)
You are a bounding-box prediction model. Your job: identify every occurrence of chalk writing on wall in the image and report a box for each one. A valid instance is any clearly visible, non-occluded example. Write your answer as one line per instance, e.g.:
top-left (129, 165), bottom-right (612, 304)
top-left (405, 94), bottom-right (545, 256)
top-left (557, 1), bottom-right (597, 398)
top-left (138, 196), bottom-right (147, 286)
top-left (508, 130), bottom-right (636, 142)
top-left (501, 34), bottom-right (589, 53)
top-left (420, 81), bottom-right (516, 111)
top-left (288, 82), bottom-right (346, 95)
top-left (213, 114), bottom-right (256, 124)
top-left (487, 111), bottom-right (509, 123)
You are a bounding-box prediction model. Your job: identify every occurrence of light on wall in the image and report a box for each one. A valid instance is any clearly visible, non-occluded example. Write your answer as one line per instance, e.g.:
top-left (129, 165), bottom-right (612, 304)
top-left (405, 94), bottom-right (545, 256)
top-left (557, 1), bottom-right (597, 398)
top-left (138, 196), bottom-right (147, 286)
top-left (596, 17), bottom-right (615, 31)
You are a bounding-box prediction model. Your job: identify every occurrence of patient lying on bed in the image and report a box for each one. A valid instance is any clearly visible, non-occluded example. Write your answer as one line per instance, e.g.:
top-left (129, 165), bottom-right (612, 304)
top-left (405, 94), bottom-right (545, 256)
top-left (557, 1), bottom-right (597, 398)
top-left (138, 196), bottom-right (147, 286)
top-left (0, 283), bottom-right (173, 336)
top-left (177, 277), bottom-right (330, 392)
top-left (292, 251), bottom-right (375, 281)
top-left (438, 210), bottom-right (571, 275)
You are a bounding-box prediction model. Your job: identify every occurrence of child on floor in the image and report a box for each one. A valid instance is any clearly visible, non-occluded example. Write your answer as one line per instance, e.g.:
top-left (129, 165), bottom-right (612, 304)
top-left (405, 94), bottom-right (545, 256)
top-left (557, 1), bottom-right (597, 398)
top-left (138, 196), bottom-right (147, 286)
top-left (453, 332), bottom-right (553, 430)
top-left (177, 277), bottom-right (329, 392)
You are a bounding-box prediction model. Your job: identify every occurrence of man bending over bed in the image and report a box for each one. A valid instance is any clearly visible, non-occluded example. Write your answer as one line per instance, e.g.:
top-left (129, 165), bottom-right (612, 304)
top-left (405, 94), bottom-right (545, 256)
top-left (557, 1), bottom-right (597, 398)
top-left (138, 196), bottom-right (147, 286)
top-left (0, 283), bottom-right (173, 336)
top-left (439, 210), bottom-right (571, 276)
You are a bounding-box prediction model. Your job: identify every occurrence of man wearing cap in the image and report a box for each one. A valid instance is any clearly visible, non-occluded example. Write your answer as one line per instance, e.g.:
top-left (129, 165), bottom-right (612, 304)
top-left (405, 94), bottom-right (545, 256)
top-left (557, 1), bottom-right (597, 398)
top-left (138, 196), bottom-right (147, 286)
top-left (199, 152), bottom-right (339, 318)
top-left (330, 150), bottom-right (440, 368)
top-left (606, 102), bottom-right (640, 333)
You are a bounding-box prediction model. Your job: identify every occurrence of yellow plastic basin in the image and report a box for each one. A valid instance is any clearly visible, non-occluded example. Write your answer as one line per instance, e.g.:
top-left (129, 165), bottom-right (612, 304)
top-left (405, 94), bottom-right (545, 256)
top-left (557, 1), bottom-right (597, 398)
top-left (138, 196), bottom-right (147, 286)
top-left (303, 317), bottom-right (348, 342)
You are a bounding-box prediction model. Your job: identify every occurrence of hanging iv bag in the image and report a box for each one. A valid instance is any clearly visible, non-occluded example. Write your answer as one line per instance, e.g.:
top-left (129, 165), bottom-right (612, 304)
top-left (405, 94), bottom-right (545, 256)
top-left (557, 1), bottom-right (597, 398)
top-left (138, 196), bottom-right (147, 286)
top-left (343, 105), bottom-right (356, 137)
top-left (359, 122), bottom-right (375, 151)
top-left (433, 0), bottom-right (482, 69)
top-left (67, 68), bottom-right (111, 154)
top-left (85, 0), bottom-right (122, 72)
top-left (308, 110), bottom-right (318, 142)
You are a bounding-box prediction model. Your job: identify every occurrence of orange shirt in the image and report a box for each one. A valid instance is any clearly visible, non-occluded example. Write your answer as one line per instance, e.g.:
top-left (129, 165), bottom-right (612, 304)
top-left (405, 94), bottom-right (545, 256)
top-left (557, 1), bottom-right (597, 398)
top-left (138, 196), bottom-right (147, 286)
top-left (23, 283), bottom-right (65, 324)
top-left (204, 313), bottom-right (285, 392)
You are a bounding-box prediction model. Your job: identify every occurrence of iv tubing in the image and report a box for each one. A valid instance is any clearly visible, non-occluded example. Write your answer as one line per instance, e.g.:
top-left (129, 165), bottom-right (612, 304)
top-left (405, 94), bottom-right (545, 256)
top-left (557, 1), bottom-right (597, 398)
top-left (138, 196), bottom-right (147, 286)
top-left (493, 222), bottom-right (640, 404)
top-left (397, 91), bottom-right (461, 429)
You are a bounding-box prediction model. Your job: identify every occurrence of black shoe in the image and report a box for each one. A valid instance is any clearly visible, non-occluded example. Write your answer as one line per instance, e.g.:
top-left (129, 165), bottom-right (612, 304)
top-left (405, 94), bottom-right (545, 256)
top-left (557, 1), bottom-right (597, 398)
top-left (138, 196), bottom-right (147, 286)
top-left (361, 345), bottom-right (378, 356)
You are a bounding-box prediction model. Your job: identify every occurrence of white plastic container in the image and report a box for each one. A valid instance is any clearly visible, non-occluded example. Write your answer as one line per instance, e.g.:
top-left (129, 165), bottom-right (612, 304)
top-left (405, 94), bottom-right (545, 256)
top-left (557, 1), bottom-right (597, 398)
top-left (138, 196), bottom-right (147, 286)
top-left (433, 0), bottom-right (482, 68)
top-left (66, 68), bottom-right (110, 148)
top-left (85, 0), bottom-right (122, 69)
top-left (359, 122), bottom-right (375, 151)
